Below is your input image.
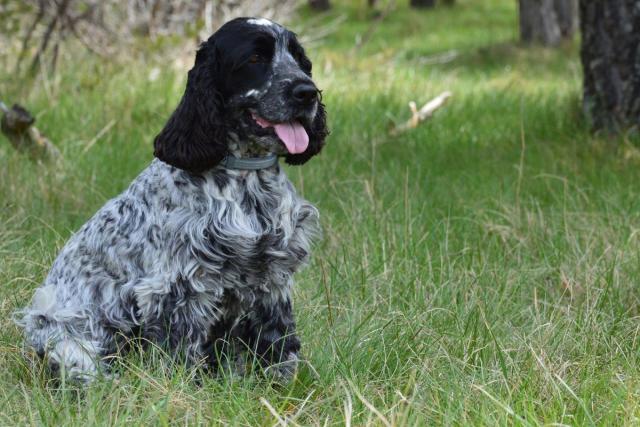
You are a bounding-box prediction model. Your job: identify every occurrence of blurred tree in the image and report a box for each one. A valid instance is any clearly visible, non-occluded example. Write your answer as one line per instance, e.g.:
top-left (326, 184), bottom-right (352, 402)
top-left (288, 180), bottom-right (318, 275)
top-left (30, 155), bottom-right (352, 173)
top-left (519, 0), bottom-right (577, 46)
top-left (12, 0), bottom-right (298, 74)
top-left (410, 0), bottom-right (436, 8)
top-left (580, 0), bottom-right (640, 131)
top-left (309, 0), bottom-right (331, 11)
top-left (554, 0), bottom-right (577, 38)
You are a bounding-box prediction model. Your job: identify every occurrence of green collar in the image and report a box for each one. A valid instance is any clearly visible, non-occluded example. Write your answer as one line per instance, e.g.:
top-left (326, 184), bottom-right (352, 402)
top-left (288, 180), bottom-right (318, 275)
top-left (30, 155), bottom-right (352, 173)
top-left (221, 154), bottom-right (278, 170)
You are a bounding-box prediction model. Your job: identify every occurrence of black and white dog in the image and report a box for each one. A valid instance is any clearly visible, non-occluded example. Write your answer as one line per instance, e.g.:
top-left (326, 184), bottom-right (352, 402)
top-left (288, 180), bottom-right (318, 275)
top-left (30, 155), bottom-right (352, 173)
top-left (17, 17), bottom-right (328, 382)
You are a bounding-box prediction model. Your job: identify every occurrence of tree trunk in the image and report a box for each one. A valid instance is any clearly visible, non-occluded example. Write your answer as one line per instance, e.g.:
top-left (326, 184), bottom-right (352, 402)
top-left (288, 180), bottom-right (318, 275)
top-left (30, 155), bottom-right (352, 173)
top-left (555, 0), bottom-right (578, 37)
top-left (519, 0), bottom-right (577, 46)
top-left (308, 0), bottom-right (330, 11)
top-left (410, 0), bottom-right (436, 8)
top-left (580, 0), bottom-right (640, 131)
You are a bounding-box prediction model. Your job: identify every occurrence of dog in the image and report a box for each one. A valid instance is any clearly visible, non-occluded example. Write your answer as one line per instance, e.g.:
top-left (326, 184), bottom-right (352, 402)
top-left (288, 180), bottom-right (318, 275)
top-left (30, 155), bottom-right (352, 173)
top-left (16, 17), bottom-right (328, 382)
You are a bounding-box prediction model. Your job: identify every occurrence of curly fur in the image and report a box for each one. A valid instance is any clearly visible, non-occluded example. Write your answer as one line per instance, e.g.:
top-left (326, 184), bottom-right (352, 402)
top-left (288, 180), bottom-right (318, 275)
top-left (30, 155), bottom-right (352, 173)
top-left (16, 17), bottom-right (328, 382)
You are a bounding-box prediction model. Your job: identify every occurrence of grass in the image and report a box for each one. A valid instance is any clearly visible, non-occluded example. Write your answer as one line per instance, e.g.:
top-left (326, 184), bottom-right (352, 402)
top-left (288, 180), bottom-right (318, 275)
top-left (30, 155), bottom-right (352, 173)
top-left (2, 0), bottom-right (640, 424)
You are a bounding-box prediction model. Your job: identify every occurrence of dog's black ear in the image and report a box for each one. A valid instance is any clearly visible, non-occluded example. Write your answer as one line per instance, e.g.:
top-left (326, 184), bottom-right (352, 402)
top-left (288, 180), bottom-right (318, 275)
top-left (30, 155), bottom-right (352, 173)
top-left (285, 100), bottom-right (329, 166)
top-left (288, 33), bottom-right (313, 77)
top-left (154, 42), bottom-right (227, 172)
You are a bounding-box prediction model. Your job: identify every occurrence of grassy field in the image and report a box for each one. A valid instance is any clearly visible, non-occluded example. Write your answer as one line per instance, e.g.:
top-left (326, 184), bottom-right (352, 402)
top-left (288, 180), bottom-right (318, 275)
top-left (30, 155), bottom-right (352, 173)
top-left (2, 0), bottom-right (640, 424)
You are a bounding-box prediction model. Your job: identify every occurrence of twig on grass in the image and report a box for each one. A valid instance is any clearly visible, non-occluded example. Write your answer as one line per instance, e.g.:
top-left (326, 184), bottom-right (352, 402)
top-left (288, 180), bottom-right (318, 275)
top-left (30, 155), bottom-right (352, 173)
top-left (390, 91), bottom-right (452, 136)
top-left (82, 119), bottom-right (116, 154)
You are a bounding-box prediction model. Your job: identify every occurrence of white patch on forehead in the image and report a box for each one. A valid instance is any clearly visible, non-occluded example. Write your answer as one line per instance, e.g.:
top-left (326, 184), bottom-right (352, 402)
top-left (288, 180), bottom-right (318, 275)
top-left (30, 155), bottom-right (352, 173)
top-left (247, 18), bottom-right (273, 27)
top-left (245, 89), bottom-right (259, 97)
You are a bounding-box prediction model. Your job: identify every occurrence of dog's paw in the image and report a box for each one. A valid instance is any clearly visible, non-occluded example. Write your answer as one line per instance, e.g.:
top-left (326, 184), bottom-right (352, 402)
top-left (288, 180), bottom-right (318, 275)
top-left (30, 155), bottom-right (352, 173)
top-left (264, 352), bottom-right (299, 383)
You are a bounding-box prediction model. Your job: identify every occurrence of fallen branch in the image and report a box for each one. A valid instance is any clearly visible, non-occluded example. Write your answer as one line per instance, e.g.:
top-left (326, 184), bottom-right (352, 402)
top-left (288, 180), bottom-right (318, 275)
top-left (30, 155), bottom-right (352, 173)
top-left (0, 102), bottom-right (62, 162)
top-left (390, 91), bottom-right (452, 136)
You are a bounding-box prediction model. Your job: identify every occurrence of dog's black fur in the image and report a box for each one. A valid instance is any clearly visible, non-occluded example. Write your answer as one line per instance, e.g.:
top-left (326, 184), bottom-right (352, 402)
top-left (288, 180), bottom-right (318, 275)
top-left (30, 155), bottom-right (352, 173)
top-left (154, 17), bottom-right (328, 172)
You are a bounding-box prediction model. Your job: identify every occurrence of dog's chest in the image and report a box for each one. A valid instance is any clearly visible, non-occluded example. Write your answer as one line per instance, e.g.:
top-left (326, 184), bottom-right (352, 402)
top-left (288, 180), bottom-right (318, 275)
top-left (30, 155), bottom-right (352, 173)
top-left (184, 168), bottom-right (318, 289)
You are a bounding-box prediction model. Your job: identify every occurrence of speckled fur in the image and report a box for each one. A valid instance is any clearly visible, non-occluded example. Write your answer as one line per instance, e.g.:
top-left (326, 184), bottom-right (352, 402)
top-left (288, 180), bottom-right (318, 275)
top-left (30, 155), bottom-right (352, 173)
top-left (17, 159), bottom-right (319, 381)
top-left (16, 17), bottom-right (328, 382)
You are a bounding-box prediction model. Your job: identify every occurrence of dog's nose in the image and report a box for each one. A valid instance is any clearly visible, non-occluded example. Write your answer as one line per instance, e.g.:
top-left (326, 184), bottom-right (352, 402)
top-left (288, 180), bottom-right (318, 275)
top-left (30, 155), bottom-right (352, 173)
top-left (292, 82), bottom-right (317, 105)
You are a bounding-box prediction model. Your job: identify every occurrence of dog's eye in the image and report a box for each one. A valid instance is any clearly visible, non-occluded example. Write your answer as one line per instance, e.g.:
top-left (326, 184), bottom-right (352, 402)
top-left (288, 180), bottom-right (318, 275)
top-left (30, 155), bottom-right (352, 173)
top-left (248, 54), bottom-right (266, 64)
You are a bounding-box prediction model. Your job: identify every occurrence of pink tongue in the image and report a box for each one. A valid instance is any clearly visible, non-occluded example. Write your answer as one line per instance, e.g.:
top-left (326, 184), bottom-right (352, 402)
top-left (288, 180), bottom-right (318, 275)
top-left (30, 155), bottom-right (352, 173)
top-left (252, 114), bottom-right (309, 154)
top-left (273, 122), bottom-right (309, 154)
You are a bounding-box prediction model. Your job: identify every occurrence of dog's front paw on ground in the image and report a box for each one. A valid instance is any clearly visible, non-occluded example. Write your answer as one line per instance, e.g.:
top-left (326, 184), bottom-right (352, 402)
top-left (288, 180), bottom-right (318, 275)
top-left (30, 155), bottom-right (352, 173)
top-left (263, 352), bottom-right (299, 383)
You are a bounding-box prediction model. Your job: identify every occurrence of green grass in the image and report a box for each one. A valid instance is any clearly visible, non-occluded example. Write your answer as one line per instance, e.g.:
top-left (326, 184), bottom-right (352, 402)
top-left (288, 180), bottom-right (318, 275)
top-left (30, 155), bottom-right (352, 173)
top-left (2, 0), bottom-right (640, 424)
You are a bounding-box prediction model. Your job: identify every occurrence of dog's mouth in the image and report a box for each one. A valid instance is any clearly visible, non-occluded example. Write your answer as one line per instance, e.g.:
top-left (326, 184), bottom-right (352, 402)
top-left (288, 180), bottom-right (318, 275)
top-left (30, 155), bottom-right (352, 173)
top-left (251, 112), bottom-right (309, 154)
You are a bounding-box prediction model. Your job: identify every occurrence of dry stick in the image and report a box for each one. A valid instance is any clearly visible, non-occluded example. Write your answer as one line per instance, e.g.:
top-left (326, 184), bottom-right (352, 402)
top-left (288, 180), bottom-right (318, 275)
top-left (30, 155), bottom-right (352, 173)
top-left (83, 119), bottom-right (117, 154)
top-left (390, 91), bottom-right (452, 136)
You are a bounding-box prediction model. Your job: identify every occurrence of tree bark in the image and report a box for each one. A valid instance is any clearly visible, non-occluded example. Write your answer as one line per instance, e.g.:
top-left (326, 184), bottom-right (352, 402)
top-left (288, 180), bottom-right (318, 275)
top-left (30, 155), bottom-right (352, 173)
top-left (519, 0), bottom-right (577, 46)
top-left (555, 0), bottom-right (578, 37)
top-left (580, 0), bottom-right (640, 131)
top-left (410, 0), bottom-right (436, 8)
top-left (308, 0), bottom-right (330, 11)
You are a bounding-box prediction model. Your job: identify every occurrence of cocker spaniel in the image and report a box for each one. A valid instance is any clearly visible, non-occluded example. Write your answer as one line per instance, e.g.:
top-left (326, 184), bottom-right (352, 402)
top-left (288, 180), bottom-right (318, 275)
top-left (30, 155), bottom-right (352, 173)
top-left (17, 17), bottom-right (328, 382)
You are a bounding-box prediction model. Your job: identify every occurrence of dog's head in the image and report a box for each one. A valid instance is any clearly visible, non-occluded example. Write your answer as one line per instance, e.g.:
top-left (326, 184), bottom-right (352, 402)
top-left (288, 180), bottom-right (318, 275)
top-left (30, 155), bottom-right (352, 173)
top-left (154, 17), bottom-right (329, 172)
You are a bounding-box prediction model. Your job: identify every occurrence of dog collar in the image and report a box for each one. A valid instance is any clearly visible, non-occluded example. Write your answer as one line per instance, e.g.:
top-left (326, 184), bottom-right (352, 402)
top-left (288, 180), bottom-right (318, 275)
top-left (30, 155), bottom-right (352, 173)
top-left (221, 154), bottom-right (278, 170)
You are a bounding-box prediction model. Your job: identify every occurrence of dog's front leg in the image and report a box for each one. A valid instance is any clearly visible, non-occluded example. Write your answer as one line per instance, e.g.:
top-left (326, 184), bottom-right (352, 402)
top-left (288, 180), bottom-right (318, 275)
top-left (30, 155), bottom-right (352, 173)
top-left (247, 293), bottom-right (301, 381)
